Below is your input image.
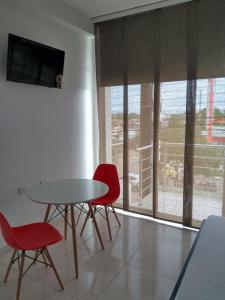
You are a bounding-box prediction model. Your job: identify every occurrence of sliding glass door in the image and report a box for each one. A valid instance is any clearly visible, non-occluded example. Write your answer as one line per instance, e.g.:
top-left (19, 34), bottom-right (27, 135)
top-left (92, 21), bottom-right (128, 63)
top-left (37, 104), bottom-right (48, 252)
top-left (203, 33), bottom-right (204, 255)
top-left (192, 78), bottom-right (225, 226)
top-left (104, 84), bottom-right (154, 214)
top-left (128, 84), bottom-right (153, 214)
top-left (95, 0), bottom-right (225, 227)
top-left (104, 86), bottom-right (124, 206)
top-left (157, 81), bottom-right (186, 222)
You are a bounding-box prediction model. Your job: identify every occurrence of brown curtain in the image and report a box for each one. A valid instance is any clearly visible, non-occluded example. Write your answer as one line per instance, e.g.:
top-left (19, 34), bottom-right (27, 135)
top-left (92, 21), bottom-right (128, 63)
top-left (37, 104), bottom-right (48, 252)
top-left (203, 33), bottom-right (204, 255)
top-left (95, 0), bottom-right (225, 227)
top-left (97, 0), bottom-right (225, 85)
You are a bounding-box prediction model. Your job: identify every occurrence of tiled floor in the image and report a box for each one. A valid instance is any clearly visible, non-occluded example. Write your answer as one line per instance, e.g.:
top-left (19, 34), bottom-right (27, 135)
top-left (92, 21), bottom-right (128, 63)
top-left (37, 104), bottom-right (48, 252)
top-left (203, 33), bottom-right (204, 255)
top-left (0, 210), bottom-right (197, 300)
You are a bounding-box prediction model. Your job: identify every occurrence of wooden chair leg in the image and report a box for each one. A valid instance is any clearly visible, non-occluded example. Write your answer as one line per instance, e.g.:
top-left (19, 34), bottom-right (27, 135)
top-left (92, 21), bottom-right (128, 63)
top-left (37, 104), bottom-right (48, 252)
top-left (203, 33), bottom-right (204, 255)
top-left (41, 252), bottom-right (48, 267)
top-left (80, 209), bottom-right (90, 236)
top-left (88, 203), bottom-right (104, 250)
top-left (76, 204), bottom-right (84, 226)
top-left (34, 204), bottom-right (52, 263)
top-left (44, 248), bottom-right (64, 290)
top-left (33, 251), bottom-right (38, 264)
top-left (16, 250), bottom-right (25, 300)
top-left (34, 248), bottom-right (48, 266)
top-left (64, 205), bottom-right (68, 240)
top-left (111, 204), bottom-right (121, 226)
top-left (105, 206), bottom-right (112, 241)
top-left (3, 249), bottom-right (17, 283)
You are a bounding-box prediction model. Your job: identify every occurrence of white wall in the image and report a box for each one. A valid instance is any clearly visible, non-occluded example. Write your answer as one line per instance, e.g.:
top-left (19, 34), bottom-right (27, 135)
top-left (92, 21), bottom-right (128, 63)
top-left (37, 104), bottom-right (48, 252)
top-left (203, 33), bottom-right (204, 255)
top-left (17, 0), bottom-right (92, 34)
top-left (0, 0), bottom-right (96, 247)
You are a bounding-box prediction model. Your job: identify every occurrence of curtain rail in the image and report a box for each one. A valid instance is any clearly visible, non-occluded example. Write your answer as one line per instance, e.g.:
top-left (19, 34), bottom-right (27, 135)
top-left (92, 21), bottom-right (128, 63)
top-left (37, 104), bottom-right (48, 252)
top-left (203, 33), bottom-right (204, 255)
top-left (91, 0), bottom-right (192, 23)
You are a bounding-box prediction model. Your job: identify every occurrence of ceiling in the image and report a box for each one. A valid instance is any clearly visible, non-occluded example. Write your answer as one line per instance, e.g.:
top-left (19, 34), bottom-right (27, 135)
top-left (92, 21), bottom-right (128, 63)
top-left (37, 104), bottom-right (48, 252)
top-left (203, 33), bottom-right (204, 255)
top-left (62, 0), bottom-right (165, 18)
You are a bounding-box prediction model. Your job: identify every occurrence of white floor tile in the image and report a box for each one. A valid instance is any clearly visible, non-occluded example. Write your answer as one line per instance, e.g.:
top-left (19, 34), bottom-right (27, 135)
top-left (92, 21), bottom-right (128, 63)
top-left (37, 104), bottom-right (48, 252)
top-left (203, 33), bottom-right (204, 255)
top-left (97, 265), bottom-right (175, 300)
top-left (0, 212), bottom-right (196, 300)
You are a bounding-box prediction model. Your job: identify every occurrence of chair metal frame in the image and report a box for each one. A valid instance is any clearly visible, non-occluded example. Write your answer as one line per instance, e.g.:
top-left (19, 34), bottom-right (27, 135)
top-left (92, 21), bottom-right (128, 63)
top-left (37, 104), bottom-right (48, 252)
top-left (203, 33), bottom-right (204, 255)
top-left (80, 203), bottom-right (121, 240)
top-left (80, 164), bottom-right (121, 241)
top-left (4, 246), bottom-right (64, 300)
top-left (0, 212), bottom-right (64, 300)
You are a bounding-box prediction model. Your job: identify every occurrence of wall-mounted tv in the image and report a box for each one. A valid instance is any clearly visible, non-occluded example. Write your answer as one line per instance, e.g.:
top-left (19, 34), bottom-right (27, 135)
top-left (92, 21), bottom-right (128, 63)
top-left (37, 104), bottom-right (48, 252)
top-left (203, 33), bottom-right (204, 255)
top-left (7, 34), bottom-right (65, 88)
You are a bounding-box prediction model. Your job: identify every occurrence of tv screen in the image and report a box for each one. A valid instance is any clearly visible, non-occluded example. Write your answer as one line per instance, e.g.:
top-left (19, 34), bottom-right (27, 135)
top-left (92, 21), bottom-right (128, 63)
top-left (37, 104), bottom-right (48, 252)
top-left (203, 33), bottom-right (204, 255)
top-left (7, 34), bottom-right (65, 88)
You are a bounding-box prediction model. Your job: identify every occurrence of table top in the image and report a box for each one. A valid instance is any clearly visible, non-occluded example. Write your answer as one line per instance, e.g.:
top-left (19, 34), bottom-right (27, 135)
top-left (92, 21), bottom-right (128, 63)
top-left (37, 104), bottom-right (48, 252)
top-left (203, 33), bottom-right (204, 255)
top-left (26, 179), bottom-right (108, 205)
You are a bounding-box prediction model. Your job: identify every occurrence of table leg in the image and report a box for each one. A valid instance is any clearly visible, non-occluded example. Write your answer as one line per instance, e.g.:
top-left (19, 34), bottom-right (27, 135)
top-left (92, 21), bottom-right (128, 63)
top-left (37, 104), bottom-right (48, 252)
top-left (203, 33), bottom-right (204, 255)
top-left (64, 205), bottom-right (68, 240)
top-left (70, 205), bottom-right (79, 278)
top-left (76, 203), bottom-right (84, 226)
top-left (80, 209), bottom-right (90, 236)
top-left (44, 204), bottom-right (51, 222)
top-left (88, 203), bottom-right (104, 250)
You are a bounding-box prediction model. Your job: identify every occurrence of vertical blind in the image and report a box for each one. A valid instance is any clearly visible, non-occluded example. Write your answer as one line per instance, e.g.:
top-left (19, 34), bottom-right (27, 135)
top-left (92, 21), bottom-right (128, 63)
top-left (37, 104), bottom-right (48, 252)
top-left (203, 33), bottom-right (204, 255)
top-left (95, 0), bottom-right (225, 227)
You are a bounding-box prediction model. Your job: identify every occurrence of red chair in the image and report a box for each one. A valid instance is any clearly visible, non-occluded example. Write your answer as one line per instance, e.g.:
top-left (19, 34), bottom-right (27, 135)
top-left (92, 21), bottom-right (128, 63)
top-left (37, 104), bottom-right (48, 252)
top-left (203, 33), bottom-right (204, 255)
top-left (0, 212), bottom-right (64, 300)
top-left (80, 163), bottom-right (121, 240)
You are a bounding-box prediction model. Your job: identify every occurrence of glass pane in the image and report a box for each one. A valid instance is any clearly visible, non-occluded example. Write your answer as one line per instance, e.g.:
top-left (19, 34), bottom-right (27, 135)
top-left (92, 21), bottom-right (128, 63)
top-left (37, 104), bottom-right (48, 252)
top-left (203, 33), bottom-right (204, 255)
top-left (105, 86), bottom-right (124, 206)
top-left (157, 81), bottom-right (186, 222)
top-left (128, 84), bottom-right (153, 214)
top-left (192, 78), bottom-right (225, 226)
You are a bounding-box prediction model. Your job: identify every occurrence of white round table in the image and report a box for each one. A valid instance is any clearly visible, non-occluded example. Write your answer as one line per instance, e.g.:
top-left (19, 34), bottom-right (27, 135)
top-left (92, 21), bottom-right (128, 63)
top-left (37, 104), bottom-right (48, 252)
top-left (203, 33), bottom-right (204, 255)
top-left (26, 179), bottom-right (108, 278)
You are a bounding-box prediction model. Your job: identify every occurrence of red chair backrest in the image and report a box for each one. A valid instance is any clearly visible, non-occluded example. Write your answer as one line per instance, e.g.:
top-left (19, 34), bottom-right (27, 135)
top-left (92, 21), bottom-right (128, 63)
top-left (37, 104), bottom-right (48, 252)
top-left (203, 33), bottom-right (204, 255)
top-left (0, 212), bottom-right (20, 249)
top-left (93, 164), bottom-right (120, 203)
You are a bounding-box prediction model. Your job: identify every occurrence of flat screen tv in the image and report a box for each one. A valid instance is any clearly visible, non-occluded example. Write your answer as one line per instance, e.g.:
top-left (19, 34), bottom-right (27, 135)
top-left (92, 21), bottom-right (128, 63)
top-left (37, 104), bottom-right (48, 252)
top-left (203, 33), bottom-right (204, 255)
top-left (7, 34), bottom-right (65, 88)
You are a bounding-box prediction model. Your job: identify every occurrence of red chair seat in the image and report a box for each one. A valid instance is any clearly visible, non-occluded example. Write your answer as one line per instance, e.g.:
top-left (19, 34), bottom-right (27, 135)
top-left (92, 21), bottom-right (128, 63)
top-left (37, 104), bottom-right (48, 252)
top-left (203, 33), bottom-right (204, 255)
top-left (0, 212), bottom-right (64, 299)
top-left (13, 223), bottom-right (63, 250)
top-left (91, 195), bottom-right (114, 206)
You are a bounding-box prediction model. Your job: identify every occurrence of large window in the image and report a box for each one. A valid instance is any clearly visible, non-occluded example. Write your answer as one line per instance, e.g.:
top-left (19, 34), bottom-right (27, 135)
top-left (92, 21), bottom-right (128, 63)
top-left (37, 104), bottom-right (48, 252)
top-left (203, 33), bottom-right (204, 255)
top-left (105, 86), bottom-right (124, 205)
top-left (95, 0), bottom-right (225, 227)
top-left (105, 84), bottom-right (154, 214)
top-left (192, 78), bottom-right (225, 226)
top-left (157, 81), bottom-right (186, 222)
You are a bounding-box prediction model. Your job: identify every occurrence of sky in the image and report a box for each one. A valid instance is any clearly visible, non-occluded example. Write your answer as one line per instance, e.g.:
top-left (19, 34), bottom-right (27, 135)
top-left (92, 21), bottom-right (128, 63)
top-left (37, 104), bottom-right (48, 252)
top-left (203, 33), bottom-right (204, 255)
top-left (110, 78), bottom-right (225, 115)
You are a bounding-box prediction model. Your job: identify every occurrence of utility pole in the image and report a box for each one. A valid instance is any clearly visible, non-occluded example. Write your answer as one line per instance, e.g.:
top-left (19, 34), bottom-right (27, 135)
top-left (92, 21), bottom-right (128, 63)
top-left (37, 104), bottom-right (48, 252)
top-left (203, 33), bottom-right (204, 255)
top-left (199, 89), bottom-right (202, 113)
